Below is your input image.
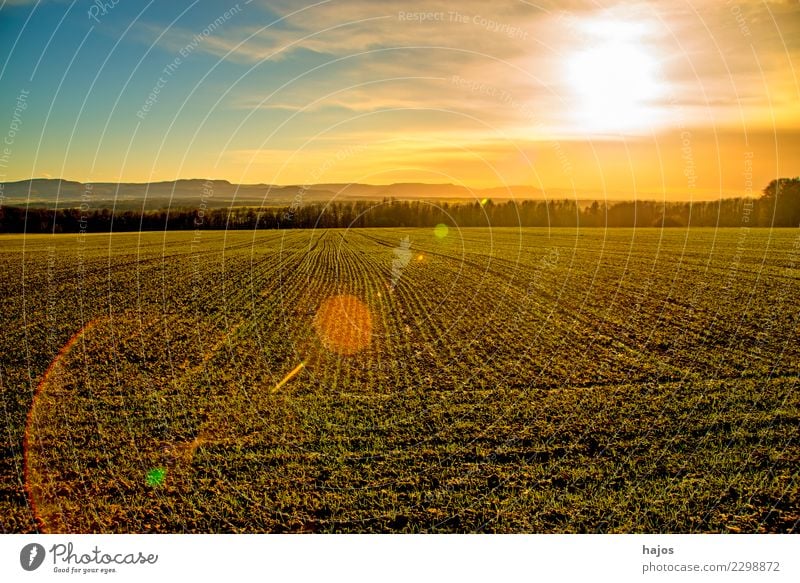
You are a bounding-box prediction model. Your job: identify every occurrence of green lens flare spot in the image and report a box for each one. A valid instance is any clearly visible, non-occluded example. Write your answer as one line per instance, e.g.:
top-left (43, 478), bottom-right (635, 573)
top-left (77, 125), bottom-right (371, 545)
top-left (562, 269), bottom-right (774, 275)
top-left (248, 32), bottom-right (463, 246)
top-left (434, 223), bottom-right (449, 239)
top-left (146, 467), bottom-right (166, 487)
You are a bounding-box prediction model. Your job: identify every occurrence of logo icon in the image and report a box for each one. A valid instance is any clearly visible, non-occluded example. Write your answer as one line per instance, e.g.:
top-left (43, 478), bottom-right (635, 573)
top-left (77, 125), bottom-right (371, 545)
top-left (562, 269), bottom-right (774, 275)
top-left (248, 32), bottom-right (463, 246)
top-left (20, 543), bottom-right (46, 571)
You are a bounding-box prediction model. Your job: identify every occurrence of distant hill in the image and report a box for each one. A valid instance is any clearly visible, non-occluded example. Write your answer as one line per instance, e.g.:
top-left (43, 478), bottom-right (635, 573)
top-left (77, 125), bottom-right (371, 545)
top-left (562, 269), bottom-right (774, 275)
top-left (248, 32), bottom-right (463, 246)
top-left (0, 178), bottom-right (595, 210)
top-left (1, 178), bottom-right (730, 211)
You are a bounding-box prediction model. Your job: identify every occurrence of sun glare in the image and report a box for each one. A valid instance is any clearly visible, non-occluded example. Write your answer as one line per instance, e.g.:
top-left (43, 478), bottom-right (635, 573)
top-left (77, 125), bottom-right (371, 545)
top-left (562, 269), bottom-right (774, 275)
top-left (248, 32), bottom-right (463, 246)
top-left (313, 295), bottom-right (372, 355)
top-left (566, 22), bottom-right (662, 133)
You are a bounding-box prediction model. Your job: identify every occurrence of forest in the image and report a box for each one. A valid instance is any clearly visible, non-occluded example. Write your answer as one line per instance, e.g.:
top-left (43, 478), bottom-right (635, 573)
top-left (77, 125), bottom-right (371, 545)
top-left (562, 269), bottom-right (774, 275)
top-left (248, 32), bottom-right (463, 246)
top-left (1, 178), bottom-right (798, 233)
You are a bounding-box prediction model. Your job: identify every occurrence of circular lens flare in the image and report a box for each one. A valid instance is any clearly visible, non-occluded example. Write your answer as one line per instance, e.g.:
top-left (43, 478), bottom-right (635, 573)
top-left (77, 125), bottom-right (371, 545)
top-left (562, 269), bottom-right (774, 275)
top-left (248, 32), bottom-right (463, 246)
top-left (313, 295), bottom-right (372, 355)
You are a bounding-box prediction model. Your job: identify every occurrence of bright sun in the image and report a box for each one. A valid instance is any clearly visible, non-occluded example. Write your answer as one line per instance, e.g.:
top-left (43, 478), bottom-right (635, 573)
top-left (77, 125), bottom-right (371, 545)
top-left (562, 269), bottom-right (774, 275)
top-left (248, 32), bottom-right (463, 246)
top-left (567, 39), bottom-right (660, 133)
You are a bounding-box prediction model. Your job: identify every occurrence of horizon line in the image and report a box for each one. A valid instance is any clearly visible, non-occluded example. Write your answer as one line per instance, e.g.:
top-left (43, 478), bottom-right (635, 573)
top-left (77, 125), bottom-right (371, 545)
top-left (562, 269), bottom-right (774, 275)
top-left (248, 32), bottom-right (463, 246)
top-left (1, 177), bottom-right (763, 200)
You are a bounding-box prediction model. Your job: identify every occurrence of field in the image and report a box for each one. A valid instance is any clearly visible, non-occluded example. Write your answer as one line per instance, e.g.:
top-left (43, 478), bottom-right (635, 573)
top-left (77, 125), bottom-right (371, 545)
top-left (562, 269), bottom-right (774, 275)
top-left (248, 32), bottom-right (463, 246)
top-left (0, 227), bottom-right (798, 533)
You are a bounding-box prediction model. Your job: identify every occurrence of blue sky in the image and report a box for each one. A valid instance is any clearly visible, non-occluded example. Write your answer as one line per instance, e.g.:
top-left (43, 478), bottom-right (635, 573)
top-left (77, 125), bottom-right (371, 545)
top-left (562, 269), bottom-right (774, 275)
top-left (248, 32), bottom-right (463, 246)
top-left (0, 0), bottom-right (797, 197)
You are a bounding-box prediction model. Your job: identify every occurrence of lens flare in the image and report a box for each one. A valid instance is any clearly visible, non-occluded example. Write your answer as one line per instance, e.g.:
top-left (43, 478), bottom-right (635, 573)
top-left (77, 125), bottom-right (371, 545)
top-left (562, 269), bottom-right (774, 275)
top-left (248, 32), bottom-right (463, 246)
top-left (145, 467), bottom-right (166, 487)
top-left (272, 361), bottom-right (306, 392)
top-left (313, 295), bottom-right (372, 355)
top-left (434, 223), bottom-right (449, 239)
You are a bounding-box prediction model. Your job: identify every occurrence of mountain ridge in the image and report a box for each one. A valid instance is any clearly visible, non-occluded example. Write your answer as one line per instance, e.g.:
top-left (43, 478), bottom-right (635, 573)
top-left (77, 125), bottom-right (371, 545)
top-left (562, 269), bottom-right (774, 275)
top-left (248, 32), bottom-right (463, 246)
top-left (0, 178), bottom-right (728, 209)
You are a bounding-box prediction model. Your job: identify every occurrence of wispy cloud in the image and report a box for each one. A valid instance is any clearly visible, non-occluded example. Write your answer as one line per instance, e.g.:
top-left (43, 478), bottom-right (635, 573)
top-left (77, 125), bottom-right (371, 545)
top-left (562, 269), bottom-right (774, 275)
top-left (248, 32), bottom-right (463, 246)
top-left (136, 0), bottom-right (797, 138)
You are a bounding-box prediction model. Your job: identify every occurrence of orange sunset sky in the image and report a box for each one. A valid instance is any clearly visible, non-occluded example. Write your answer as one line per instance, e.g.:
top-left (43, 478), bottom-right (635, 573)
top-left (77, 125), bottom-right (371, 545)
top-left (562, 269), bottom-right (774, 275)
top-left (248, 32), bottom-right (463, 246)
top-left (0, 0), bottom-right (797, 199)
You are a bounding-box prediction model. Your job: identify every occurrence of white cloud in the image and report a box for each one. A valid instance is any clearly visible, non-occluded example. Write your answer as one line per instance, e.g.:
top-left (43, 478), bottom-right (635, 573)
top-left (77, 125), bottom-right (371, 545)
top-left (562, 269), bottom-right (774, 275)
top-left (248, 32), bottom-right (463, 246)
top-left (137, 0), bottom-right (798, 135)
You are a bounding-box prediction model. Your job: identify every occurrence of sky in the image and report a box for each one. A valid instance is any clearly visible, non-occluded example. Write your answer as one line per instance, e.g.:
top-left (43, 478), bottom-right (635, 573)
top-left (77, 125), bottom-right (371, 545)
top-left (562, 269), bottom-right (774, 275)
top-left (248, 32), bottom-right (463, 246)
top-left (0, 0), bottom-right (797, 199)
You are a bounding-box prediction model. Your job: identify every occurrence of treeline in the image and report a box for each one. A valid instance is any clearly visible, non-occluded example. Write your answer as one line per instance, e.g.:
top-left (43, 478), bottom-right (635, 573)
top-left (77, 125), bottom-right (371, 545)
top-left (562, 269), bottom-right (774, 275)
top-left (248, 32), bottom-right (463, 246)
top-left (2, 181), bottom-right (799, 233)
